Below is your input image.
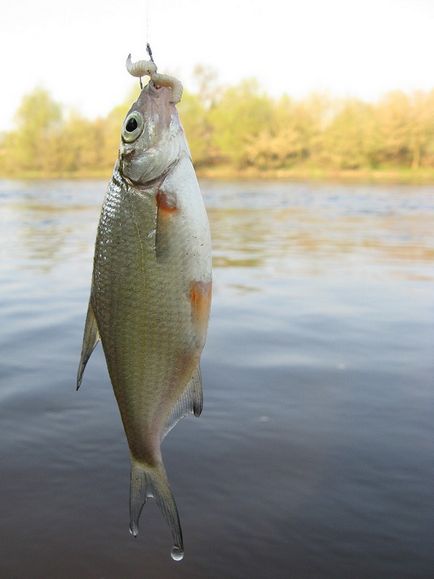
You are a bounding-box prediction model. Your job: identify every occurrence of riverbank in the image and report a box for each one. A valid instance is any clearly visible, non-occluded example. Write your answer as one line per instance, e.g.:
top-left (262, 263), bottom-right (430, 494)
top-left (2, 166), bottom-right (434, 184)
top-left (197, 166), bottom-right (434, 184)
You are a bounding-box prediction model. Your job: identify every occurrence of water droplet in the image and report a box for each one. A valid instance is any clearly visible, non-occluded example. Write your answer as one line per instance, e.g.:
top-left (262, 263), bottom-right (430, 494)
top-left (171, 546), bottom-right (184, 561)
top-left (129, 525), bottom-right (138, 537)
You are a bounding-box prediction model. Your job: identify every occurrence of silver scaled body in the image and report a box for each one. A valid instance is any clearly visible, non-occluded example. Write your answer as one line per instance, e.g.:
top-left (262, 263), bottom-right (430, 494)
top-left (77, 82), bottom-right (212, 561)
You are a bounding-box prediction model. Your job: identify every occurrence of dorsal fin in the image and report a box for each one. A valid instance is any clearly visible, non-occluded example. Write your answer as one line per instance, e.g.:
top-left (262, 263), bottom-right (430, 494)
top-left (162, 367), bottom-right (203, 440)
top-left (76, 300), bottom-right (99, 390)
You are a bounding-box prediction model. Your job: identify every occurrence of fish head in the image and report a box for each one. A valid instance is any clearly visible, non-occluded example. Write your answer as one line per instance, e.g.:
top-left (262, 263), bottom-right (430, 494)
top-left (119, 84), bottom-right (187, 185)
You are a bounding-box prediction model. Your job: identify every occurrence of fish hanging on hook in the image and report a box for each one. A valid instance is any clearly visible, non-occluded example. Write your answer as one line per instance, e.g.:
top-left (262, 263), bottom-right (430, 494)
top-left (77, 48), bottom-right (211, 561)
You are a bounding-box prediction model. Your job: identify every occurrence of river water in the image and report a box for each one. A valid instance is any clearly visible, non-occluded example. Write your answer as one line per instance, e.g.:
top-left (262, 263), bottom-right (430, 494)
top-left (0, 179), bottom-right (433, 578)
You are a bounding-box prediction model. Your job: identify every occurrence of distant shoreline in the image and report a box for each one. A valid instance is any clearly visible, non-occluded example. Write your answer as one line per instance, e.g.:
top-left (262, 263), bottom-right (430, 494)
top-left (1, 167), bottom-right (434, 185)
top-left (197, 167), bottom-right (434, 185)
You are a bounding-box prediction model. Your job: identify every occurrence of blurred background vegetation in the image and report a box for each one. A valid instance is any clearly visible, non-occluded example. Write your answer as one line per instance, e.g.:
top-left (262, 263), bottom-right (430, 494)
top-left (1, 66), bottom-right (434, 181)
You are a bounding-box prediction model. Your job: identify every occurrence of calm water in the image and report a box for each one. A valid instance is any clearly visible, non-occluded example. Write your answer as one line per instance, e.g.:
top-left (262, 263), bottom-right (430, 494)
top-left (0, 179), bottom-right (433, 579)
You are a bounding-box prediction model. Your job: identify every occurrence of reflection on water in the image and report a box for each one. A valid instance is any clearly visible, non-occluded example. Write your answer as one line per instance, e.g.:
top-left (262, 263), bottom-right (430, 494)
top-left (0, 179), bottom-right (433, 578)
top-left (0, 181), bottom-right (102, 270)
top-left (2, 180), bottom-right (433, 279)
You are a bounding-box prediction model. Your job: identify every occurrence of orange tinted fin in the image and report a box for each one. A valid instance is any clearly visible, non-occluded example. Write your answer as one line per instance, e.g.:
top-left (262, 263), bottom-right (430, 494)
top-left (155, 190), bottom-right (177, 260)
top-left (156, 191), bottom-right (177, 214)
top-left (190, 281), bottom-right (212, 348)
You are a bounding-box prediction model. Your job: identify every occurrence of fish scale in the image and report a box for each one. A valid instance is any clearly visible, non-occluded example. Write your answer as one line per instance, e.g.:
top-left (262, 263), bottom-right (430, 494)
top-left (77, 78), bottom-right (211, 561)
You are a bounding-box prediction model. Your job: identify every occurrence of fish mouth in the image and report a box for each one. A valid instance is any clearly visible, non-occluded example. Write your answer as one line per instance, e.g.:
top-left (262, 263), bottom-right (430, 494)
top-left (147, 82), bottom-right (163, 95)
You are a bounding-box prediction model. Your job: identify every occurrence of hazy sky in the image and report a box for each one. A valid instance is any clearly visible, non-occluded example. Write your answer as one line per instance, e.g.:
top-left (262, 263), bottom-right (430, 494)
top-left (1, 0), bottom-right (434, 129)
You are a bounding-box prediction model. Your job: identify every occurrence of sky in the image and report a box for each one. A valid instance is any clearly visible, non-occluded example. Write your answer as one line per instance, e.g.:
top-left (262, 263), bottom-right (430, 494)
top-left (1, 0), bottom-right (434, 130)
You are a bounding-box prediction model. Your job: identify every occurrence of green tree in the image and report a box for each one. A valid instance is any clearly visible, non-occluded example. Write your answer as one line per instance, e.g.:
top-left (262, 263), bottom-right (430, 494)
top-left (178, 90), bottom-right (215, 166)
top-left (320, 99), bottom-right (378, 169)
top-left (7, 87), bottom-right (62, 172)
top-left (57, 113), bottom-right (103, 172)
top-left (2, 79), bottom-right (434, 177)
top-left (373, 90), bottom-right (434, 168)
top-left (208, 79), bottom-right (274, 167)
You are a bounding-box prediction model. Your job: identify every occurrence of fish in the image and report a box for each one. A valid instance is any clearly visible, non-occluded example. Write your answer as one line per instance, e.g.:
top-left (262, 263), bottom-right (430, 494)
top-left (76, 55), bottom-right (212, 561)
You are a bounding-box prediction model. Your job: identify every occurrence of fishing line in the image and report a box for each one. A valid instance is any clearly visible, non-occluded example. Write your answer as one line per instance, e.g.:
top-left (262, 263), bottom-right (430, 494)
top-left (136, 1), bottom-right (150, 90)
top-left (145, 0), bottom-right (151, 48)
top-left (140, 0), bottom-right (154, 89)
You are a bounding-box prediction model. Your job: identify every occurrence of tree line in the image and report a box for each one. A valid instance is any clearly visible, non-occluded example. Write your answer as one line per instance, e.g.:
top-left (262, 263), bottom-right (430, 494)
top-left (1, 67), bottom-right (434, 176)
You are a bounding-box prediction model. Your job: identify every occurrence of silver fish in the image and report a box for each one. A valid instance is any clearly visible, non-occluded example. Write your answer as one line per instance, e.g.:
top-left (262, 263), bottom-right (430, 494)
top-left (77, 61), bottom-right (212, 561)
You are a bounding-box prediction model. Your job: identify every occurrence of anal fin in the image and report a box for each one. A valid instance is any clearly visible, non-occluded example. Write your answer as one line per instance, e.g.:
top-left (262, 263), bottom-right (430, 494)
top-left (76, 300), bottom-right (99, 390)
top-left (191, 366), bottom-right (203, 417)
top-left (162, 366), bottom-right (203, 440)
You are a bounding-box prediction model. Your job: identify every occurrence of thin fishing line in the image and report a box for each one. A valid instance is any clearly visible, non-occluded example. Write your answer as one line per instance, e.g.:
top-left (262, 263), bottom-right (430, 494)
top-left (145, 0), bottom-right (151, 47)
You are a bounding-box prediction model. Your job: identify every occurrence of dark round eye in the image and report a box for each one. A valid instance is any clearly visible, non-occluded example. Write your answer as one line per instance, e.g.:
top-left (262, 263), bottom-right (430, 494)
top-left (122, 111), bottom-right (144, 142)
top-left (126, 117), bottom-right (138, 132)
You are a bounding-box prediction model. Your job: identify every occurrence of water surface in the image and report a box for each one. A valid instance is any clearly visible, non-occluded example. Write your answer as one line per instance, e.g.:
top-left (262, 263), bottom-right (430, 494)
top-left (0, 179), bottom-right (433, 578)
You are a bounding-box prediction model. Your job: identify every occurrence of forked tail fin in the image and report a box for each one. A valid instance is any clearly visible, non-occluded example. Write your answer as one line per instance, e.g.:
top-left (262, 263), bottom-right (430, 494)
top-left (129, 458), bottom-right (184, 561)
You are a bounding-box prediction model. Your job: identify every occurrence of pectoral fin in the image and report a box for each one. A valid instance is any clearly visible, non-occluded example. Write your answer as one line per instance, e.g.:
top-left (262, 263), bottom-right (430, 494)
top-left (155, 190), bottom-right (177, 261)
top-left (76, 300), bottom-right (99, 390)
top-left (162, 366), bottom-right (203, 439)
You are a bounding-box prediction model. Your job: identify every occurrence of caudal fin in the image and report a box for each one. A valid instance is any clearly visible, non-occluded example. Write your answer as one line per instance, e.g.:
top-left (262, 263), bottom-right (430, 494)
top-left (129, 459), bottom-right (184, 561)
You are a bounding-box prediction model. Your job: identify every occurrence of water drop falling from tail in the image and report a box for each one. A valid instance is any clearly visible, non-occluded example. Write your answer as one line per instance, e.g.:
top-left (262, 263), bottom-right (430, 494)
top-left (129, 458), bottom-right (184, 560)
top-left (171, 546), bottom-right (184, 561)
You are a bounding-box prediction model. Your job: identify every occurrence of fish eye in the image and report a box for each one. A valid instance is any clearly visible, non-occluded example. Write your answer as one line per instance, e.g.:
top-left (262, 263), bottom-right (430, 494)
top-left (122, 111), bottom-right (144, 143)
top-left (126, 117), bottom-right (138, 132)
